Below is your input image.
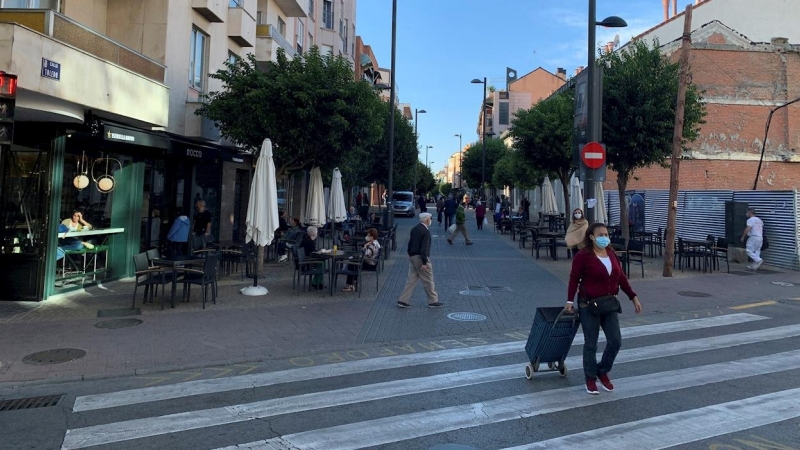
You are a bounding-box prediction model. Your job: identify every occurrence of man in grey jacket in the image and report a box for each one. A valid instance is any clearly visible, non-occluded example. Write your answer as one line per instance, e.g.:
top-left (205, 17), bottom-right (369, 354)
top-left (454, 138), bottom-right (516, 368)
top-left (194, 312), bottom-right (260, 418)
top-left (397, 213), bottom-right (443, 308)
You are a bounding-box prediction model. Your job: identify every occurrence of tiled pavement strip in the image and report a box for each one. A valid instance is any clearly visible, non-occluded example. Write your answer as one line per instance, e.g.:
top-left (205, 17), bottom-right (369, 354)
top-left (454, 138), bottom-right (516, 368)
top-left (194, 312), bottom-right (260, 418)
top-left (1, 207), bottom-right (799, 385)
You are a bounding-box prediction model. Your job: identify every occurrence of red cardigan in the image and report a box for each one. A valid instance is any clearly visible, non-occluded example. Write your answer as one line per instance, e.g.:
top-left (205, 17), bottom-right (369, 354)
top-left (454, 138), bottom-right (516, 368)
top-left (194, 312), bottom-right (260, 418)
top-left (567, 248), bottom-right (637, 303)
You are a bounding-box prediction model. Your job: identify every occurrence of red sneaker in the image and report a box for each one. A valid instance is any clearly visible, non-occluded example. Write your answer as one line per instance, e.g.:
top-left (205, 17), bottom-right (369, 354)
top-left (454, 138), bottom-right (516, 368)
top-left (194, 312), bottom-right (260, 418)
top-left (585, 378), bottom-right (599, 395)
top-left (598, 373), bottom-right (614, 392)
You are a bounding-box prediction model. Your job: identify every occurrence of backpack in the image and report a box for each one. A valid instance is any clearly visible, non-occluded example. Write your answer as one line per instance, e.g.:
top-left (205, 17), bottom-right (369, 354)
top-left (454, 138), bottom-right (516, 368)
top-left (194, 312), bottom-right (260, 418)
top-left (761, 234), bottom-right (769, 250)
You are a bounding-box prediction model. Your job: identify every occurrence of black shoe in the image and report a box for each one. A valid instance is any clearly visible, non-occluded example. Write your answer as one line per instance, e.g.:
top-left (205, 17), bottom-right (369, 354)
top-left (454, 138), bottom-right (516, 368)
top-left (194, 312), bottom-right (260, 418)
top-left (397, 301), bottom-right (410, 308)
top-left (428, 302), bottom-right (444, 308)
top-left (466, 241), bottom-right (474, 245)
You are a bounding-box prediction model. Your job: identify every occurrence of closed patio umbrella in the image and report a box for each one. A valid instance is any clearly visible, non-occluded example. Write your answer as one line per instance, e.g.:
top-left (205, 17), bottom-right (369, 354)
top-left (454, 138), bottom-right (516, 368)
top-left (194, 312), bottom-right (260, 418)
top-left (595, 182), bottom-right (608, 224)
top-left (241, 139), bottom-right (278, 296)
top-left (540, 176), bottom-right (559, 215)
top-left (569, 174), bottom-right (583, 214)
top-left (305, 167), bottom-right (326, 226)
top-left (328, 168), bottom-right (347, 238)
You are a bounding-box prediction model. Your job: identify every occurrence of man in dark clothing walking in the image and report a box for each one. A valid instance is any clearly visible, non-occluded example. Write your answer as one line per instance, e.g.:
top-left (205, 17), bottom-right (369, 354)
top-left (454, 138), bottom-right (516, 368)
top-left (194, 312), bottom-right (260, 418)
top-left (417, 194), bottom-right (427, 213)
top-left (444, 195), bottom-right (457, 229)
top-left (397, 212), bottom-right (443, 308)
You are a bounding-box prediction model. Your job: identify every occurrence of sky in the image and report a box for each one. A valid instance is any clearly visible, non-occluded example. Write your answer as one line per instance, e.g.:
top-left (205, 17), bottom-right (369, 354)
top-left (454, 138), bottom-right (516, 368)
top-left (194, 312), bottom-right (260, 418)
top-left (355, 0), bottom-right (669, 176)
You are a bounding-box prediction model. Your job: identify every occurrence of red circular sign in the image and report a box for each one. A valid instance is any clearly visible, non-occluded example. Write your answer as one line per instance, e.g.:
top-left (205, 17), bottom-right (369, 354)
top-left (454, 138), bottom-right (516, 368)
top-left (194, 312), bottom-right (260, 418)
top-left (581, 142), bottom-right (605, 169)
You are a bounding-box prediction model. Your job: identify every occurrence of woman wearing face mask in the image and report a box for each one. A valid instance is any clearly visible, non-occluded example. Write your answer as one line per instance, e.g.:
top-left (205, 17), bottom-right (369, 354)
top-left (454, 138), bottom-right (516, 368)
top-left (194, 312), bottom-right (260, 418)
top-left (342, 228), bottom-right (381, 292)
top-left (566, 222), bottom-right (643, 395)
top-left (565, 208), bottom-right (589, 257)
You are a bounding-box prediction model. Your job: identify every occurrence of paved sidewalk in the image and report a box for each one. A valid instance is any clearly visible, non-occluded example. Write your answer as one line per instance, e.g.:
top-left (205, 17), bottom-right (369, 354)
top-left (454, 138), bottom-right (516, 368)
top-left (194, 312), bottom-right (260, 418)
top-left (1, 207), bottom-right (798, 385)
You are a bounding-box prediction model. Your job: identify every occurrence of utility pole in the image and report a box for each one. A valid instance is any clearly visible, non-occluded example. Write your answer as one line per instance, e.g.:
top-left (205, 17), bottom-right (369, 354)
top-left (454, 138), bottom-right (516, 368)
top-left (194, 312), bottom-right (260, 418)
top-left (663, 4), bottom-right (693, 277)
top-left (386, 0), bottom-right (397, 228)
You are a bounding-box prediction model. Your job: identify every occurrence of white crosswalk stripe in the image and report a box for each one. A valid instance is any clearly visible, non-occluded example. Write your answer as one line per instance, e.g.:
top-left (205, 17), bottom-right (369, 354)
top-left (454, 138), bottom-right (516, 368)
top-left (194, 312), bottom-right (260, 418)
top-left (60, 313), bottom-right (800, 450)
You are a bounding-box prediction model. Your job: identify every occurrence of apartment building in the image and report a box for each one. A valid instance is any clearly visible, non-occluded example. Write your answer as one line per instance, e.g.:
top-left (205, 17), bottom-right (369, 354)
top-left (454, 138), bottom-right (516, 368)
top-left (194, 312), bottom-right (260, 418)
top-left (0, 0), bottom-right (255, 301)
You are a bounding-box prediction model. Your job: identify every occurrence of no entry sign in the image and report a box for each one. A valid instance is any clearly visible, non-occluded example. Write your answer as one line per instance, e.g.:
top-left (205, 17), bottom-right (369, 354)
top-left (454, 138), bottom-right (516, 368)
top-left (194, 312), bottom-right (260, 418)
top-left (581, 142), bottom-right (605, 169)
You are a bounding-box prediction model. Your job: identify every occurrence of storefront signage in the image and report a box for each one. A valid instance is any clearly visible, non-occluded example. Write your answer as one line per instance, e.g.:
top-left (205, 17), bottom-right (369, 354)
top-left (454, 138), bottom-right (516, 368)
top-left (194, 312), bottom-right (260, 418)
top-left (41, 58), bottom-right (61, 81)
top-left (102, 124), bottom-right (171, 149)
top-left (186, 148), bottom-right (204, 158)
top-left (107, 130), bottom-right (135, 142)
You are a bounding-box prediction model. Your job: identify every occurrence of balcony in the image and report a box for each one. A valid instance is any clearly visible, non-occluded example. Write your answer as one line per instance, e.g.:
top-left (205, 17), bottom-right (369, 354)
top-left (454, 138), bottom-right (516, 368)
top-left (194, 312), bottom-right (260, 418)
top-left (255, 24), bottom-right (296, 62)
top-left (227, 6), bottom-right (256, 47)
top-left (274, 0), bottom-right (307, 17)
top-left (192, 0), bottom-right (226, 22)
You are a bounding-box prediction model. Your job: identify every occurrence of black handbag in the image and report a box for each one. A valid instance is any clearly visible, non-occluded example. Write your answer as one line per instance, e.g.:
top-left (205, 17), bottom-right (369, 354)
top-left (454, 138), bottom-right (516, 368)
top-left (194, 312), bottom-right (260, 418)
top-left (761, 234), bottom-right (769, 250)
top-left (588, 295), bottom-right (621, 316)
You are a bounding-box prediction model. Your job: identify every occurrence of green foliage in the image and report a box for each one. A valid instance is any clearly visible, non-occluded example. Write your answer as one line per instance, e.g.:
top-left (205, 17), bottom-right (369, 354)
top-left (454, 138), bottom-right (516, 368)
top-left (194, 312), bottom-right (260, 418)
top-left (197, 48), bottom-right (385, 177)
top-left (461, 139), bottom-right (510, 189)
top-left (601, 39), bottom-right (706, 237)
top-left (438, 182), bottom-right (453, 197)
top-left (493, 150), bottom-right (544, 191)
top-left (509, 90), bottom-right (576, 212)
top-left (362, 102), bottom-right (418, 187)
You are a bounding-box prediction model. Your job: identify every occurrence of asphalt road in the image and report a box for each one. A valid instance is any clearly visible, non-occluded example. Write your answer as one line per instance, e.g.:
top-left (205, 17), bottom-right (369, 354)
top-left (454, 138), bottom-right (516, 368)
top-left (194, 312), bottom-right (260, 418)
top-left (2, 300), bottom-right (800, 450)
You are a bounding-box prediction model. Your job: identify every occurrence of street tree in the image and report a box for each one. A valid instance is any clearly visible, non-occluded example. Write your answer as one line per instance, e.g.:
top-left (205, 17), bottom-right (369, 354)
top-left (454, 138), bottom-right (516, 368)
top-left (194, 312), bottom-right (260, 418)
top-left (461, 139), bottom-right (510, 190)
top-left (509, 90), bottom-right (576, 215)
top-left (362, 102), bottom-right (418, 189)
top-left (493, 150), bottom-right (545, 191)
top-left (602, 39), bottom-right (705, 240)
top-left (197, 48), bottom-right (385, 176)
top-left (438, 182), bottom-right (453, 197)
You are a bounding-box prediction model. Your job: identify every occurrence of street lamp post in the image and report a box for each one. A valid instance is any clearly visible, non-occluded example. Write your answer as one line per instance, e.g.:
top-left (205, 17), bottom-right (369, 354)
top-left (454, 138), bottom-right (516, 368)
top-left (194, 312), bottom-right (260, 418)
top-left (471, 77), bottom-right (487, 198)
top-left (413, 108), bottom-right (427, 195)
top-left (454, 133), bottom-right (462, 188)
top-left (386, 0), bottom-right (398, 228)
top-left (585, 1), bottom-right (627, 224)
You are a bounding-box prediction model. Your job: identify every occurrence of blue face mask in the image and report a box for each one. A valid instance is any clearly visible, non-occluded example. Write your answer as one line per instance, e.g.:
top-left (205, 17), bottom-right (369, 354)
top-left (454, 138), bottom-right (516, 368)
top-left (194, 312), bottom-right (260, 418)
top-left (595, 236), bottom-right (610, 249)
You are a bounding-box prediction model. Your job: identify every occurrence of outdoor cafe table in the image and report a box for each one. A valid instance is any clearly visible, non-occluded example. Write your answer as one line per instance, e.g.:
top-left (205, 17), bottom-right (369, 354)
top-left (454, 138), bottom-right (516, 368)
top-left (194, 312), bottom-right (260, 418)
top-left (682, 238), bottom-right (715, 271)
top-left (313, 250), bottom-right (358, 295)
top-left (538, 231), bottom-right (565, 261)
top-left (152, 256), bottom-right (206, 308)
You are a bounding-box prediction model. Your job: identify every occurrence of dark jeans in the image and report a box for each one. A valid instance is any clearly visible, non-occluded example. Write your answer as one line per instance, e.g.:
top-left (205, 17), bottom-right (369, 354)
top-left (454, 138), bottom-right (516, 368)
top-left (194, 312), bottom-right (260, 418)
top-left (476, 216), bottom-right (484, 230)
top-left (437, 211), bottom-right (443, 224)
top-left (444, 214), bottom-right (455, 229)
top-left (579, 307), bottom-right (622, 380)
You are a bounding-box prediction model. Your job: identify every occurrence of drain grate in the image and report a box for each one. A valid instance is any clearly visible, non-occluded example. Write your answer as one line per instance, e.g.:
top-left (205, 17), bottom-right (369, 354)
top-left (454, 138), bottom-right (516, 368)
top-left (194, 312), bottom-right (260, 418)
top-left (0, 394), bottom-right (64, 411)
top-left (677, 291), bottom-right (712, 298)
top-left (22, 349), bottom-right (86, 366)
top-left (94, 318), bottom-right (143, 329)
top-left (447, 312), bottom-right (487, 322)
top-left (97, 308), bottom-right (141, 318)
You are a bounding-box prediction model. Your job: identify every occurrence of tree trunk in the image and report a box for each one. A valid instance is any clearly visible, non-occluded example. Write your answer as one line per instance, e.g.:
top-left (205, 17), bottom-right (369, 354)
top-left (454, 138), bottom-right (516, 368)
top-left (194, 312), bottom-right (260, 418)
top-left (617, 174), bottom-right (630, 243)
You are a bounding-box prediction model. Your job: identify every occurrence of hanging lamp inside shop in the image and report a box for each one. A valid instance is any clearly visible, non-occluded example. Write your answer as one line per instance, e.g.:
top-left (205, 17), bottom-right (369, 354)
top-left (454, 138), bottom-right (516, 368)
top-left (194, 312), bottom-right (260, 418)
top-left (91, 154), bottom-right (122, 193)
top-left (73, 151), bottom-right (90, 190)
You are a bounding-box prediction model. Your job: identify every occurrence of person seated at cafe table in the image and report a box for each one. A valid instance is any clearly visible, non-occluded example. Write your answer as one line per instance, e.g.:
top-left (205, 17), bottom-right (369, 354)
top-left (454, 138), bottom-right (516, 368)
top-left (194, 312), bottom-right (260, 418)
top-left (300, 226), bottom-right (325, 290)
top-left (342, 227), bottom-right (381, 292)
top-left (60, 210), bottom-right (94, 250)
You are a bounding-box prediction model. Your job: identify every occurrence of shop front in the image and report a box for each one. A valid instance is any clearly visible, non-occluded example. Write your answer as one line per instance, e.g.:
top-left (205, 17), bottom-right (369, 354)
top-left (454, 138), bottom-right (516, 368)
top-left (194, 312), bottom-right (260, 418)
top-left (0, 121), bottom-right (250, 301)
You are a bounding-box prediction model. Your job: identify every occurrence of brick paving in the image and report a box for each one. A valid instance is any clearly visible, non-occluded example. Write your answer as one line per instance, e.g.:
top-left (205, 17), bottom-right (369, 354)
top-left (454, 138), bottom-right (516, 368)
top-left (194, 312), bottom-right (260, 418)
top-left (1, 207), bottom-right (799, 385)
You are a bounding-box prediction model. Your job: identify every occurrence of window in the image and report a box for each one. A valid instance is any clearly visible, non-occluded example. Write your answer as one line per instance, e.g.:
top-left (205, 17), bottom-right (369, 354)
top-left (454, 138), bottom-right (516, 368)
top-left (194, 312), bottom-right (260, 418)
top-left (296, 21), bottom-right (304, 54)
top-left (1, 0), bottom-right (59, 9)
top-left (321, 44), bottom-right (333, 55)
top-left (308, 0), bottom-right (314, 17)
top-left (228, 51), bottom-right (239, 65)
top-left (499, 102), bottom-right (510, 125)
top-left (308, 32), bottom-right (313, 48)
top-left (342, 18), bottom-right (348, 54)
top-left (228, 0), bottom-right (240, 6)
top-left (256, 11), bottom-right (266, 24)
top-left (189, 27), bottom-right (207, 90)
top-left (277, 17), bottom-right (286, 37)
top-left (322, 0), bottom-right (333, 29)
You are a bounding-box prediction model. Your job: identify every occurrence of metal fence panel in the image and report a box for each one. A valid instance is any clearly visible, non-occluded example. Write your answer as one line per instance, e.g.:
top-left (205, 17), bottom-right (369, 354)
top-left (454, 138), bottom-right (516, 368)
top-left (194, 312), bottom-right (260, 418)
top-left (606, 189), bottom-right (620, 226)
top-left (676, 190), bottom-right (733, 241)
top-left (644, 189), bottom-right (670, 233)
top-left (732, 190), bottom-right (798, 270)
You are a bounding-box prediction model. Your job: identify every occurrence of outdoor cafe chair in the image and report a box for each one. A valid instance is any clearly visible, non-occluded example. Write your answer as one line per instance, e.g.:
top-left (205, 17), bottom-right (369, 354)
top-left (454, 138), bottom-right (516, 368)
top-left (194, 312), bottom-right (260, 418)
top-left (132, 252), bottom-right (170, 310)
top-left (293, 247), bottom-right (326, 296)
top-left (181, 253), bottom-right (219, 309)
top-left (627, 239), bottom-right (646, 278)
top-left (530, 230), bottom-right (553, 260)
top-left (712, 237), bottom-right (731, 273)
top-left (675, 237), bottom-right (709, 273)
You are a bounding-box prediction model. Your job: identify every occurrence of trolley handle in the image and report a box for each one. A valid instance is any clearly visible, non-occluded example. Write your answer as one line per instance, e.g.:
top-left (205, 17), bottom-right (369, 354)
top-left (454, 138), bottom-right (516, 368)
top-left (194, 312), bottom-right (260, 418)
top-left (554, 308), bottom-right (578, 329)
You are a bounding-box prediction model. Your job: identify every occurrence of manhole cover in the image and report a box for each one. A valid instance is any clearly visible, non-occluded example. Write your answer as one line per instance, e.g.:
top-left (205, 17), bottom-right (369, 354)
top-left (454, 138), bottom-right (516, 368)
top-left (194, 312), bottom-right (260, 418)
top-left (677, 291), bottom-right (712, 298)
top-left (458, 290), bottom-right (492, 297)
top-left (94, 319), bottom-right (143, 329)
top-left (97, 308), bottom-right (141, 318)
top-left (771, 281), bottom-right (795, 287)
top-left (447, 312), bottom-right (487, 321)
top-left (22, 349), bottom-right (86, 365)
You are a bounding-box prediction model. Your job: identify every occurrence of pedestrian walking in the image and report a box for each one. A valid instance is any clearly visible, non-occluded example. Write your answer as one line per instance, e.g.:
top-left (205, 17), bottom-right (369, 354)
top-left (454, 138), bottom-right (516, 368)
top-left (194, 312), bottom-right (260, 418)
top-left (448, 203), bottom-right (473, 245)
top-left (444, 195), bottom-right (457, 229)
top-left (740, 207), bottom-right (764, 270)
top-left (397, 213), bottom-right (443, 309)
top-left (418, 193), bottom-right (427, 213)
top-left (566, 222), bottom-right (642, 395)
top-left (521, 195), bottom-right (531, 221)
top-left (436, 196), bottom-right (445, 226)
top-left (356, 192), bottom-right (363, 208)
top-left (475, 201), bottom-right (486, 230)
top-left (565, 208), bottom-right (588, 257)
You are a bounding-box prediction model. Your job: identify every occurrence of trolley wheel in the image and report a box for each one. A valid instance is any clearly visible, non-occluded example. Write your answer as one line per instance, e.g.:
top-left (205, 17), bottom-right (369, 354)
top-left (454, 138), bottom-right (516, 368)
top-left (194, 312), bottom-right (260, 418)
top-left (533, 360), bottom-right (540, 372)
top-left (547, 362), bottom-right (555, 370)
top-left (558, 360), bottom-right (568, 378)
top-left (525, 363), bottom-right (534, 380)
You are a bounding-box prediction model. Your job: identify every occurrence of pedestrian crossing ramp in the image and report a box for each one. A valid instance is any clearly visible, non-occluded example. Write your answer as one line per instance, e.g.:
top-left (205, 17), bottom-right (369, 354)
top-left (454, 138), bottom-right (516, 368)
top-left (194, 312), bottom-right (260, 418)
top-left (62, 312), bottom-right (800, 450)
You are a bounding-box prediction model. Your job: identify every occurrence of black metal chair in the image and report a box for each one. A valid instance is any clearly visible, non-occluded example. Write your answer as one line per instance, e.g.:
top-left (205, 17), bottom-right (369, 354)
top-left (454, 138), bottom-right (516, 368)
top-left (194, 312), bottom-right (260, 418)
top-left (294, 248), bottom-right (326, 296)
top-left (181, 253), bottom-right (218, 309)
top-left (712, 237), bottom-right (730, 273)
top-left (627, 240), bottom-right (646, 278)
top-left (530, 230), bottom-right (554, 259)
top-left (132, 252), bottom-right (169, 309)
top-left (675, 238), bottom-right (708, 272)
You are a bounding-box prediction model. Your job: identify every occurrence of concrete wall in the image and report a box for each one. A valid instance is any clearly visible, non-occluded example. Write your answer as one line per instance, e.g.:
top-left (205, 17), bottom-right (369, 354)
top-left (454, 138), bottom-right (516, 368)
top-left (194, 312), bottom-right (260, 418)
top-left (61, 0), bottom-right (108, 35)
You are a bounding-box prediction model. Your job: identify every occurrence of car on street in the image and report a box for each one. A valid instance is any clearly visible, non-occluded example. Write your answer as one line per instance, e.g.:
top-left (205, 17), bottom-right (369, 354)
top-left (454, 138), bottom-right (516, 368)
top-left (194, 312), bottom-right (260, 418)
top-left (391, 191), bottom-right (416, 217)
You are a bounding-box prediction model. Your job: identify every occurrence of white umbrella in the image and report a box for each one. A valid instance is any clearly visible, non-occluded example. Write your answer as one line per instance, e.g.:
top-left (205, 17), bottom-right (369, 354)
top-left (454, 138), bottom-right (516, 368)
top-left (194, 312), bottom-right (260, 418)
top-left (305, 167), bottom-right (326, 226)
top-left (328, 168), bottom-right (347, 223)
top-left (569, 173), bottom-right (583, 214)
top-left (595, 182), bottom-right (608, 224)
top-left (540, 176), bottom-right (559, 215)
top-left (241, 139), bottom-right (278, 296)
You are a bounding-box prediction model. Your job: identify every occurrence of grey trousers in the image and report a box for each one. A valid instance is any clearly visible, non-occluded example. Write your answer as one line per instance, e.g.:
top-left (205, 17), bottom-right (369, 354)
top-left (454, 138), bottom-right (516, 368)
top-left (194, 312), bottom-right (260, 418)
top-left (398, 255), bottom-right (439, 305)
top-left (449, 223), bottom-right (470, 242)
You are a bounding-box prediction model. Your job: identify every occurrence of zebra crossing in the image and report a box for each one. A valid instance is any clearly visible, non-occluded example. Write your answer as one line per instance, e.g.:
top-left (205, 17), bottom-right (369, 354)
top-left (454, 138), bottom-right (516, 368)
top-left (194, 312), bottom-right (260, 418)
top-left (61, 312), bottom-right (800, 450)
